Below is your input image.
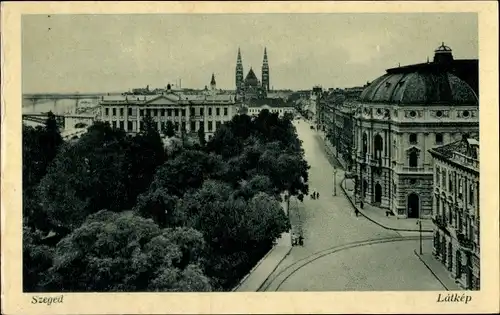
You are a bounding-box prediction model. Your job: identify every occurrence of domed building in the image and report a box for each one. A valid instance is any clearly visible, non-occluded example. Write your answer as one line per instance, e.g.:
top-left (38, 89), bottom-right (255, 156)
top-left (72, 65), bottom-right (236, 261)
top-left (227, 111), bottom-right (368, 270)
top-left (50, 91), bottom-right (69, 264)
top-left (235, 47), bottom-right (270, 100)
top-left (352, 43), bottom-right (479, 219)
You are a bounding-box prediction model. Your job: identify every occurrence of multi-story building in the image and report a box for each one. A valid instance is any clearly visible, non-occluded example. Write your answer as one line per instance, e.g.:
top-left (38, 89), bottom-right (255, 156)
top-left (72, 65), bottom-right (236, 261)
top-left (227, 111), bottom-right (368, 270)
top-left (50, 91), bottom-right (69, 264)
top-left (429, 136), bottom-right (480, 290)
top-left (352, 43), bottom-right (479, 218)
top-left (99, 84), bottom-right (237, 141)
top-left (244, 98), bottom-right (296, 118)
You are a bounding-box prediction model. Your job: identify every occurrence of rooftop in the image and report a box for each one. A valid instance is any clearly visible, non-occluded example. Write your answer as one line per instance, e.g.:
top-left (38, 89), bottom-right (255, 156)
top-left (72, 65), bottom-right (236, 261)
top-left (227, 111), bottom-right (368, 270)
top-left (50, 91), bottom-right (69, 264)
top-left (429, 136), bottom-right (479, 173)
top-left (246, 97), bottom-right (292, 108)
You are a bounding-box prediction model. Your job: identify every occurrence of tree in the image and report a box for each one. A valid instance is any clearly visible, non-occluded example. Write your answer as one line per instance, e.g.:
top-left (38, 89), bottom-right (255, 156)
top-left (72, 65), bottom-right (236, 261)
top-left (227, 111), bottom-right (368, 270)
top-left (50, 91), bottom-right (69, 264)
top-left (43, 211), bottom-right (211, 292)
top-left (175, 180), bottom-right (289, 289)
top-left (148, 150), bottom-right (225, 197)
top-left (22, 112), bottom-right (63, 191)
top-left (197, 125), bottom-right (206, 147)
top-left (23, 226), bottom-right (55, 292)
top-left (164, 120), bottom-right (176, 138)
top-left (141, 113), bottom-right (158, 133)
top-left (37, 122), bottom-right (130, 231)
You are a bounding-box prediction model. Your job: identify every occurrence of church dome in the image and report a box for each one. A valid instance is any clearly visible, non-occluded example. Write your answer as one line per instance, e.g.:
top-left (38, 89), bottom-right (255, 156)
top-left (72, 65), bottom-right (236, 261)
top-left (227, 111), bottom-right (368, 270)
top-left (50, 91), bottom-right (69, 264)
top-left (359, 68), bottom-right (477, 105)
top-left (245, 68), bottom-right (259, 86)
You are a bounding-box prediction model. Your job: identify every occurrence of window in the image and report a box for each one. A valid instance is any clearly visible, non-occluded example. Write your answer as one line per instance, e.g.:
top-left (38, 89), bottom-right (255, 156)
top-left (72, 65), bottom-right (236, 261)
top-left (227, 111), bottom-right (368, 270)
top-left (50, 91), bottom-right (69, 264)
top-left (112, 108), bottom-right (116, 116)
top-left (119, 108), bottom-right (123, 116)
top-left (191, 121), bottom-right (196, 131)
top-left (435, 133), bottom-right (443, 144)
top-left (119, 121), bottom-right (124, 130)
top-left (175, 122), bottom-right (180, 131)
top-left (409, 151), bottom-right (418, 167)
top-left (181, 109), bottom-right (186, 117)
top-left (167, 109), bottom-right (172, 116)
top-left (216, 107), bottom-right (220, 116)
top-left (174, 109), bottom-right (179, 117)
top-left (436, 166), bottom-right (441, 187)
top-left (409, 133), bottom-right (417, 144)
top-left (436, 110), bottom-right (443, 118)
top-left (140, 121), bottom-right (144, 131)
top-left (442, 169), bottom-right (447, 188)
top-left (105, 108), bottom-right (109, 116)
top-left (458, 177), bottom-right (463, 199)
top-left (200, 108), bottom-right (204, 116)
top-left (127, 121), bottom-right (133, 131)
top-left (224, 107), bottom-right (228, 116)
top-left (161, 109), bottom-right (165, 116)
top-left (409, 110), bottom-right (416, 118)
top-left (139, 109), bottom-right (144, 117)
top-left (153, 109), bottom-right (157, 116)
top-left (208, 121), bottom-right (213, 131)
top-left (216, 121), bottom-right (221, 130)
top-left (112, 121), bottom-right (117, 128)
top-left (181, 122), bottom-right (186, 132)
top-left (448, 173), bottom-right (453, 193)
top-left (146, 109), bottom-right (151, 116)
top-left (208, 107), bottom-right (212, 116)
top-left (128, 108), bottom-right (132, 116)
top-left (463, 110), bottom-right (470, 118)
top-left (190, 108), bottom-right (195, 116)
top-left (469, 184), bottom-right (474, 206)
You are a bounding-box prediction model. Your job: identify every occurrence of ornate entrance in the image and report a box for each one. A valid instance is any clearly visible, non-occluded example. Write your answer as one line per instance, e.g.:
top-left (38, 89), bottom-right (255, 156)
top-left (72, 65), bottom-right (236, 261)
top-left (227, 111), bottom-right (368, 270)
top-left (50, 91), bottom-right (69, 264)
top-left (407, 193), bottom-right (420, 218)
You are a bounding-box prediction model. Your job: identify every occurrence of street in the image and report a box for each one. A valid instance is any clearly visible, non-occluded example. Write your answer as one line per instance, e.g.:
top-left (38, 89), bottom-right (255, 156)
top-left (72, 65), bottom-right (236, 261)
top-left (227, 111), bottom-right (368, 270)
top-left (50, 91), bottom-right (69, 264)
top-left (260, 118), bottom-right (445, 291)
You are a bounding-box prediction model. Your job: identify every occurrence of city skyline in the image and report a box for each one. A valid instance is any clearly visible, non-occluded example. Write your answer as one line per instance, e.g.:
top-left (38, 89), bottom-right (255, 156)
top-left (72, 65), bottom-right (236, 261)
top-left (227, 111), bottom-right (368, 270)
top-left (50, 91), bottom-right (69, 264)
top-left (22, 13), bottom-right (478, 93)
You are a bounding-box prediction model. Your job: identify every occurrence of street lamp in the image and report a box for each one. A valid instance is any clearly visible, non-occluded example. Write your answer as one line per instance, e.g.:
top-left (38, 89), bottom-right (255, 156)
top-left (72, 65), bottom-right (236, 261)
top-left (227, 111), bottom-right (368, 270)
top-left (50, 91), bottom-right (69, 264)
top-left (333, 167), bottom-right (337, 196)
top-left (417, 220), bottom-right (423, 255)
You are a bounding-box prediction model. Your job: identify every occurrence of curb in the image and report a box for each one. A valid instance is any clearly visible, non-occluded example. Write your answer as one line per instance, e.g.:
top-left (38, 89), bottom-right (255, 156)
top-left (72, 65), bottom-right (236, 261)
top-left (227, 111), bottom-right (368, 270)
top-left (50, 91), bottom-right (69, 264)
top-left (413, 250), bottom-right (449, 291)
top-left (339, 180), bottom-right (434, 233)
top-left (231, 237), bottom-right (292, 292)
top-left (256, 246), bottom-right (293, 292)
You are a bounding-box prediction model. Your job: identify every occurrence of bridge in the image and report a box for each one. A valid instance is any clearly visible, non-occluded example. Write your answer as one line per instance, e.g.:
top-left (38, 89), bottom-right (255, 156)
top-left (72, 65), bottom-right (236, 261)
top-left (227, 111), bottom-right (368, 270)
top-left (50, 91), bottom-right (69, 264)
top-left (22, 92), bottom-right (122, 112)
top-left (23, 112), bottom-right (97, 130)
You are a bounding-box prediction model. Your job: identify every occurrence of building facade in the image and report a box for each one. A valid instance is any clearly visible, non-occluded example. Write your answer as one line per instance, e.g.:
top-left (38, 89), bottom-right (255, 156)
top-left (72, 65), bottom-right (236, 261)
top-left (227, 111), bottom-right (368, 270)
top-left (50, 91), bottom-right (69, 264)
top-left (245, 98), bottom-right (296, 118)
top-left (429, 137), bottom-right (480, 290)
top-left (235, 48), bottom-right (270, 100)
top-left (352, 44), bottom-right (479, 218)
top-left (99, 86), bottom-right (237, 141)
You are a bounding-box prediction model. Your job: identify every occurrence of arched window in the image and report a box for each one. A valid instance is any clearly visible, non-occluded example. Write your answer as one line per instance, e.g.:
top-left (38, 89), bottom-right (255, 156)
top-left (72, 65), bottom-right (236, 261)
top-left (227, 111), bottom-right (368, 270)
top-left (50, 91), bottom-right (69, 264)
top-left (409, 151), bottom-right (418, 167)
top-left (409, 133), bottom-right (417, 144)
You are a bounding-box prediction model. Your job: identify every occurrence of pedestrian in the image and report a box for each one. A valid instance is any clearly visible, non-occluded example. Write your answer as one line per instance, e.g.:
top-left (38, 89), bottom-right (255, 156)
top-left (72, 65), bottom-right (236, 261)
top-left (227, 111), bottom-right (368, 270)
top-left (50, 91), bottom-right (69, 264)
top-left (355, 208), bottom-right (360, 217)
top-left (298, 235), bottom-right (304, 246)
top-left (317, 192), bottom-right (320, 199)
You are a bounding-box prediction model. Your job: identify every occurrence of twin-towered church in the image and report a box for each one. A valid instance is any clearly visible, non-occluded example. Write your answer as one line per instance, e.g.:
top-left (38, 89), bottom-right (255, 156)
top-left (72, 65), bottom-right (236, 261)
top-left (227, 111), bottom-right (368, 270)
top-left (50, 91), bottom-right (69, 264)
top-left (235, 47), bottom-right (270, 100)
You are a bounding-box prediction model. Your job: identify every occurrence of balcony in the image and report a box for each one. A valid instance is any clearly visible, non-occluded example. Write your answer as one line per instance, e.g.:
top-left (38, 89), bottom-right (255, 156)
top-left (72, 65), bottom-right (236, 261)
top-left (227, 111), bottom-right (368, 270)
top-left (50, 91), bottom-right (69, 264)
top-left (457, 232), bottom-right (474, 252)
top-left (402, 166), bottom-right (425, 172)
top-left (432, 215), bottom-right (450, 236)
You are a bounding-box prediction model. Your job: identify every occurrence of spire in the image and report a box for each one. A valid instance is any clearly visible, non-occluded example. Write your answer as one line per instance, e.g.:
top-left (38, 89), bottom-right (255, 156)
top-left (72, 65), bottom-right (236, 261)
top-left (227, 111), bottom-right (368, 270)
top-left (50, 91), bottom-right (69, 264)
top-left (263, 47), bottom-right (268, 60)
top-left (211, 73), bottom-right (216, 85)
top-left (237, 47), bottom-right (242, 64)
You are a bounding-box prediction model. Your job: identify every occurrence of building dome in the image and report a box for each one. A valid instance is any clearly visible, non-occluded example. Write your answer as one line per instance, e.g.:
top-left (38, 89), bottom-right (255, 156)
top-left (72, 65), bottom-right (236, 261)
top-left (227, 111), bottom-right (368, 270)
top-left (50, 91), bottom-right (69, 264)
top-left (359, 70), bottom-right (477, 105)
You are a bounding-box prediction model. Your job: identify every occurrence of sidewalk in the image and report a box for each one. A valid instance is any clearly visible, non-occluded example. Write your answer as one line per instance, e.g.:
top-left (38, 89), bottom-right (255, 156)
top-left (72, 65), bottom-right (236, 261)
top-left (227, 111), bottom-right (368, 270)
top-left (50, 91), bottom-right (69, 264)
top-left (342, 184), bottom-right (434, 233)
top-left (316, 132), bottom-right (434, 233)
top-left (414, 251), bottom-right (462, 291)
top-left (233, 232), bottom-right (291, 292)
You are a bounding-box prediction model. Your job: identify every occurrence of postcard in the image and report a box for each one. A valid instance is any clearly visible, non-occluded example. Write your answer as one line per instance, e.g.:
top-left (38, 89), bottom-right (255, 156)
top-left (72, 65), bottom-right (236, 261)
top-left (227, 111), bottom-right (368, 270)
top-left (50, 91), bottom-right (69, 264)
top-left (1, 1), bottom-right (498, 314)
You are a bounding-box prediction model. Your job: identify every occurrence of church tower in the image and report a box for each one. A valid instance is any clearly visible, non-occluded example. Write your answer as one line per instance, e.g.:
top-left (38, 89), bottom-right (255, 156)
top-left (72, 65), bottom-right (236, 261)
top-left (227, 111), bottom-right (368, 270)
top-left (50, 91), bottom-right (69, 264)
top-left (210, 73), bottom-right (216, 90)
top-left (261, 47), bottom-right (270, 92)
top-left (235, 48), bottom-right (244, 93)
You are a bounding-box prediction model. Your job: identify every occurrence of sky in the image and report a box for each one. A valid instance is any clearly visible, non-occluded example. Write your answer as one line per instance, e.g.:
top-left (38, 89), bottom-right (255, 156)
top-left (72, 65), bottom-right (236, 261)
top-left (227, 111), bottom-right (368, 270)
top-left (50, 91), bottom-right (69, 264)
top-left (22, 13), bottom-right (478, 93)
